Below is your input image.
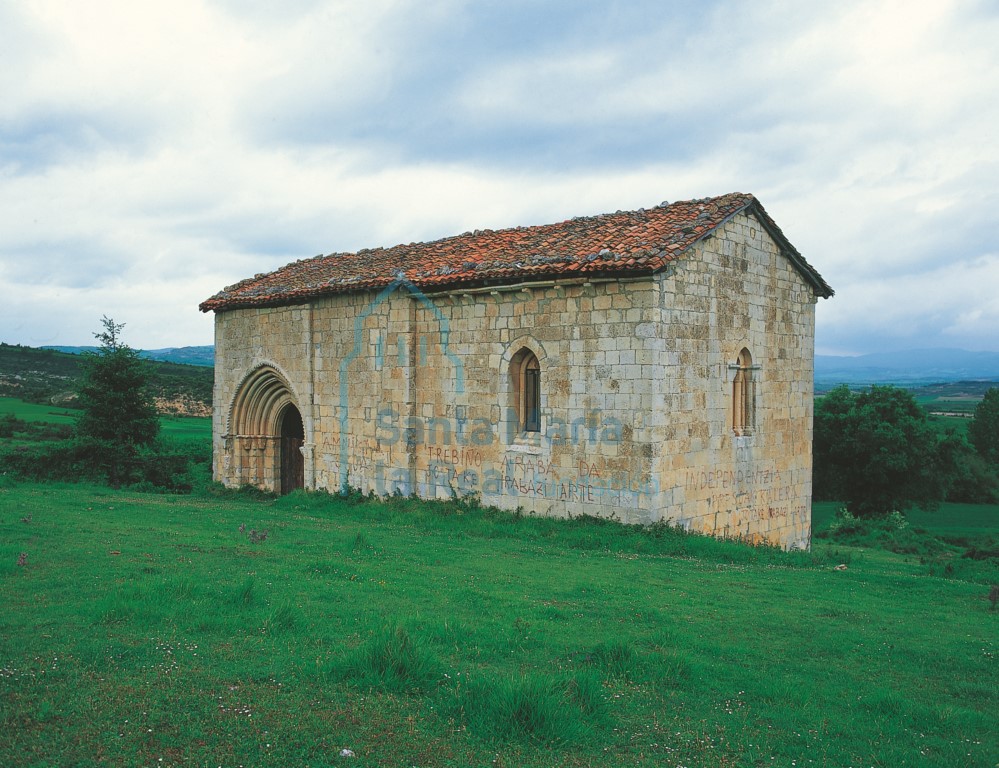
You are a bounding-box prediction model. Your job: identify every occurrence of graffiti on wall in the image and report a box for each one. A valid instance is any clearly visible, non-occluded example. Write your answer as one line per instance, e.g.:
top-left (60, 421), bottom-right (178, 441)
top-left (318, 430), bottom-right (659, 510)
top-left (680, 466), bottom-right (808, 535)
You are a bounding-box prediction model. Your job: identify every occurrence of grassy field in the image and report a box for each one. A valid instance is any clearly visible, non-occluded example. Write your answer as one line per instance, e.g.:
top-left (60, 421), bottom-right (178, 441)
top-left (0, 396), bottom-right (211, 444)
top-left (1, 396), bottom-right (996, 765)
top-left (1, 481), bottom-right (996, 767)
top-left (813, 500), bottom-right (999, 537)
top-left (910, 382), bottom-right (994, 419)
top-left (0, 397), bottom-right (80, 425)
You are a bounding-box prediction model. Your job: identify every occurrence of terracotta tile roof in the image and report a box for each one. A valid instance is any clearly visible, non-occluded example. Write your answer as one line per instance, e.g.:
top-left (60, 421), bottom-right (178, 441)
top-left (200, 192), bottom-right (832, 312)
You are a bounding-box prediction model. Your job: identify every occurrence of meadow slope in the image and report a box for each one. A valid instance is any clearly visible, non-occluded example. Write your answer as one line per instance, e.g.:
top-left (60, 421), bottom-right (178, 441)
top-left (1, 482), bottom-right (995, 767)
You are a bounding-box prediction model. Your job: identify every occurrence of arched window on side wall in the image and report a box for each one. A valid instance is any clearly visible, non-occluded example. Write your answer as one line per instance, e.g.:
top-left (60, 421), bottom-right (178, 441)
top-left (732, 348), bottom-right (754, 436)
top-left (511, 348), bottom-right (541, 433)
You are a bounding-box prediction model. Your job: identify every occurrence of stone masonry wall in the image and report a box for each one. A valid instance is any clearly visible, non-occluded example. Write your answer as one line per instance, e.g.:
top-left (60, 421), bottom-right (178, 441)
top-left (212, 210), bottom-right (817, 547)
top-left (305, 278), bottom-right (662, 524)
top-left (650, 213), bottom-right (816, 548)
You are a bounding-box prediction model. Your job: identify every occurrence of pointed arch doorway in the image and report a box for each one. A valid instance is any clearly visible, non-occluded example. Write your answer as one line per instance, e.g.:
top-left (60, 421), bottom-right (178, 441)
top-left (279, 404), bottom-right (305, 494)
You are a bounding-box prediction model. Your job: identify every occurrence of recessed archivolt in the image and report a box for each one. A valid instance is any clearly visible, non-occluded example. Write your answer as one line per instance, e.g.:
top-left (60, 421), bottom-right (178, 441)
top-left (502, 336), bottom-right (547, 366)
top-left (228, 364), bottom-right (300, 437)
top-left (499, 336), bottom-right (546, 399)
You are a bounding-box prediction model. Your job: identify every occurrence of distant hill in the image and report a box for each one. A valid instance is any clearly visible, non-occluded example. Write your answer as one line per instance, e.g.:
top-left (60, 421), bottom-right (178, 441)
top-left (143, 346), bottom-right (214, 367)
top-left (12, 342), bottom-right (999, 404)
top-left (41, 344), bottom-right (999, 387)
top-left (43, 345), bottom-right (214, 367)
top-left (0, 343), bottom-right (213, 416)
top-left (816, 348), bottom-right (999, 388)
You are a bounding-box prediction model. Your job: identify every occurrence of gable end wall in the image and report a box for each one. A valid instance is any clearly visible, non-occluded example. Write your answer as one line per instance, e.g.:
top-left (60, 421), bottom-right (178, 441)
top-left (651, 212), bottom-right (815, 547)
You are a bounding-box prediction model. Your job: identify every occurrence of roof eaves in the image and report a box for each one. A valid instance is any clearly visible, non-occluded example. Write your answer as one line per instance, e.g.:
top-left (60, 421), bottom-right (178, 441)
top-left (744, 199), bottom-right (834, 299)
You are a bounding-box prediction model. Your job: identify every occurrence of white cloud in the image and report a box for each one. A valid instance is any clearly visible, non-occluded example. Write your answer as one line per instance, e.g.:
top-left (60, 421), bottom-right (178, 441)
top-left (0, 0), bottom-right (997, 354)
top-left (816, 252), bottom-right (999, 352)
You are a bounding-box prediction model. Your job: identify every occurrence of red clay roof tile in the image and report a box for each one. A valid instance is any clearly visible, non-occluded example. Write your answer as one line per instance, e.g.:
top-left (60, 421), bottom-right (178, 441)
top-left (200, 192), bottom-right (832, 312)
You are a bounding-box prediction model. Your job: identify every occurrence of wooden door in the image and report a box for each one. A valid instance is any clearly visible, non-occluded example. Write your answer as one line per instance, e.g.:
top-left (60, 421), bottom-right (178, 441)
top-left (279, 406), bottom-right (305, 494)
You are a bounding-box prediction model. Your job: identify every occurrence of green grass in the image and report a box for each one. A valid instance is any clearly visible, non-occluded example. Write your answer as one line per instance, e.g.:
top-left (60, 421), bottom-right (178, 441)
top-left (0, 395), bottom-right (210, 444)
top-left (157, 414), bottom-right (212, 443)
top-left (0, 396), bottom-right (79, 425)
top-left (903, 502), bottom-right (999, 537)
top-left (813, 499), bottom-right (999, 538)
top-left (912, 383), bottom-right (994, 437)
top-left (1, 394), bottom-right (995, 763)
top-left (914, 395), bottom-right (981, 418)
top-left (1, 482), bottom-right (996, 767)
top-left (811, 500), bottom-right (842, 530)
top-left (813, 500), bottom-right (998, 584)
top-left (927, 413), bottom-right (972, 438)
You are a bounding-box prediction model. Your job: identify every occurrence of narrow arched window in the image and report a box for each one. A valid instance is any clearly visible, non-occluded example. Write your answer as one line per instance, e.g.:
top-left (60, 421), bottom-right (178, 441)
top-left (511, 349), bottom-right (542, 433)
top-left (524, 355), bottom-right (540, 432)
top-left (733, 349), bottom-right (754, 436)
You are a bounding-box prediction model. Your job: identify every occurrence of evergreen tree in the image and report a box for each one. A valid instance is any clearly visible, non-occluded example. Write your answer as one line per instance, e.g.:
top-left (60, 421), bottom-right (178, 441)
top-left (75, 317), bottom-right (159, 486)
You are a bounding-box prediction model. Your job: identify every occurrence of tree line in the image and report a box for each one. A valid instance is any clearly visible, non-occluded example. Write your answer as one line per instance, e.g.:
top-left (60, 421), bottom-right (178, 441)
top-left (814, 384), bottom-right (999, 517)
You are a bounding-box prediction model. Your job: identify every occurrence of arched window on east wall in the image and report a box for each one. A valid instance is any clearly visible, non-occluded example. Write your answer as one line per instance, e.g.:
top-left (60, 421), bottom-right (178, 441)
top-left (511, 348), bottom-right (541, 433)
top-left (732, 348), bottom-right (755, 436)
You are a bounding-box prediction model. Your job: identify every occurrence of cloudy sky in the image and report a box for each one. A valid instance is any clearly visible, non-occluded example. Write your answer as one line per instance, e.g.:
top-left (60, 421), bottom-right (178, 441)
top-left (1, 0), bottom-right (996, 355)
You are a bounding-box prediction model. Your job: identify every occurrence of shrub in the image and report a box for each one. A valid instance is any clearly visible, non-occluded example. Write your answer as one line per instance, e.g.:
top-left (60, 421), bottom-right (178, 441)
top-left (0, 440), bottom-right (93, 482)
top-left (0, 414), bottom-right (21, 438)
top-left (815, 507), bottom-right (999, 582)
top-left (134, 441), bottom-right (209, 492)
top-left (945, 450), bottom-right (999, 504)
top-left (820, 507), bottom-right (917, 549)
top-left (0, 436), bottom-right (206, 492)
top-left (824, 507), bottom-right (864, 536)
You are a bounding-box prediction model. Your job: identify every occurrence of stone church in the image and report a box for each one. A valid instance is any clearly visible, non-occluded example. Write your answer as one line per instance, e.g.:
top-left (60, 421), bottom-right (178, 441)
top-left (200, 192), bottom-right (832, 549)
